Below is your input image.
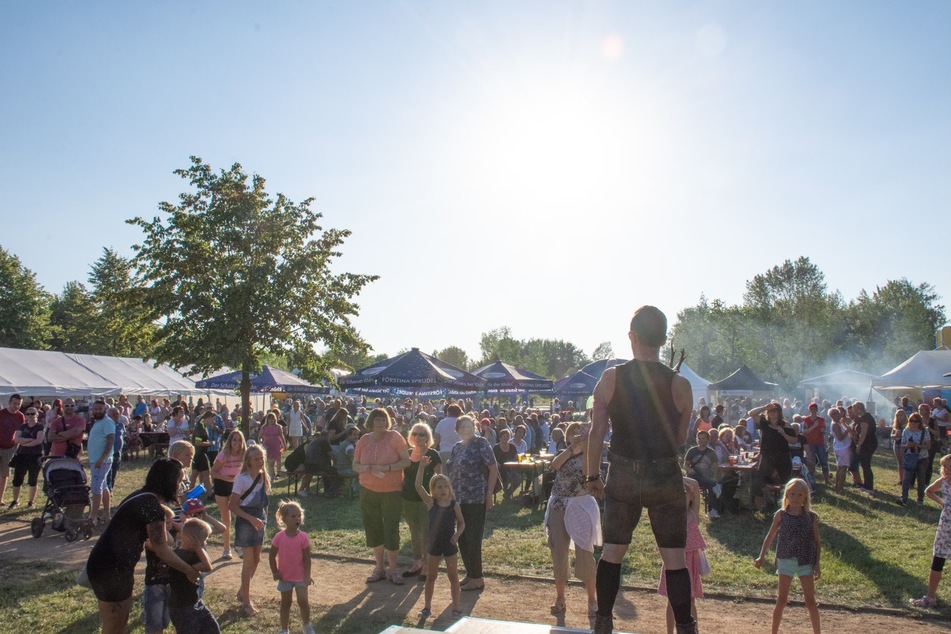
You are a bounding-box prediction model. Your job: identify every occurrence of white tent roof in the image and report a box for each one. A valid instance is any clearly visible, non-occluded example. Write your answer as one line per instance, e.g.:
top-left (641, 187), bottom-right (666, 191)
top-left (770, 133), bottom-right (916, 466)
top-left (64, 353), bottom-right (206, 396)
top-left (0, 347), bottom-right (213, 397)
top-left (0, 348), bottom-right (117, 396)
top-left (873, 350), bottom-right (951, 391)
top-left (679, 362), bottom-right (711, 399)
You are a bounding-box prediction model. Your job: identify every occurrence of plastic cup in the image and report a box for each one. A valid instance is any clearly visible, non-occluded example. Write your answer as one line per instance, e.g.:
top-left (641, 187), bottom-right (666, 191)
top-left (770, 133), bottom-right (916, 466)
top-left (186, 484), bottom-right (206, 499)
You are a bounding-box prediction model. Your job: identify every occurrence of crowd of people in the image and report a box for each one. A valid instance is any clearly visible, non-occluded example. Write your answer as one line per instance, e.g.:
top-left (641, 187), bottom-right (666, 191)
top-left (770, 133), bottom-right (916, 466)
top-left (1, 318), bottom-right (950, 633)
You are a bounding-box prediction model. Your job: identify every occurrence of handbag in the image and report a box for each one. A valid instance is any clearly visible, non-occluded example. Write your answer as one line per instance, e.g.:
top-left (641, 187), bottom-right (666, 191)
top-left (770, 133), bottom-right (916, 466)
top-left (698, 550), bottom-right (711, 577)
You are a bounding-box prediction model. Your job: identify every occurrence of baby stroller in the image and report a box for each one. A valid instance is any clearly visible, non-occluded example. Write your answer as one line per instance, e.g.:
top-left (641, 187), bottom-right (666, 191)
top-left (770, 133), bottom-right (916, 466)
top-left (30, 456), bottom-right (93, 542)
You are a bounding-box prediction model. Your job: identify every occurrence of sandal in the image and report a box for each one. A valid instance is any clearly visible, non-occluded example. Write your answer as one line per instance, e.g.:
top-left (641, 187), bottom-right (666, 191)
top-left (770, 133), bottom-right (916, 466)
top-left (451, 609), bottom-right (463, 618)
top-left (911, 595), bottom-right (938, 608)
top-left (419, 607), bottom-right (432, 618)
top-left (402, 567), bottom-right (421, 578)
top-left (388, 573), bottom-right (405, 586)
top-left (366, 568), bottom-right (387, 583)
top-left (550, 602), bottom-right (566, 615)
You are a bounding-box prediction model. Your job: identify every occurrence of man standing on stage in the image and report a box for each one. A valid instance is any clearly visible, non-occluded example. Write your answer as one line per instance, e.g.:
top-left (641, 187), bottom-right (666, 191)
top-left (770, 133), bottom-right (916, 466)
top-left (586, 306), bottom-right (697, 634)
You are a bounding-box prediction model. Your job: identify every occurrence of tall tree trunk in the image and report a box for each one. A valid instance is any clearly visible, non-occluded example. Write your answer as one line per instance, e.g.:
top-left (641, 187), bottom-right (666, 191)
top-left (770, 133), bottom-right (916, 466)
top-left (241, 366), bottom-right (252, 438)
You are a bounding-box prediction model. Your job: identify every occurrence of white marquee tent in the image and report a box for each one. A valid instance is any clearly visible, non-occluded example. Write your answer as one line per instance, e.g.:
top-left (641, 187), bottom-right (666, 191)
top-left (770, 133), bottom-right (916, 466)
top-left (0, 347), bottom-right (215, 397)
top-left (679, 362), bottom-right (711, 403)
top-left (872, 350), bottom-right (951, 395)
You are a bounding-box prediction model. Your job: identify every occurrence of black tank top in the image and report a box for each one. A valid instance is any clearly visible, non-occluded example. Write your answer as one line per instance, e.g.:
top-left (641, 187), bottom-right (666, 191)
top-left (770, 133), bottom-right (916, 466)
top-left (606, 360), bottom-right (682, 460)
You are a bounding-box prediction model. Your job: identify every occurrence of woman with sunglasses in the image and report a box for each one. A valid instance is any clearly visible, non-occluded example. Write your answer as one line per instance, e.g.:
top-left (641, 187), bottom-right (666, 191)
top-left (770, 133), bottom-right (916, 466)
top-left (401, 422), bottom-right (442, 580)
top-left (9, 407), bottom-right (44, 508)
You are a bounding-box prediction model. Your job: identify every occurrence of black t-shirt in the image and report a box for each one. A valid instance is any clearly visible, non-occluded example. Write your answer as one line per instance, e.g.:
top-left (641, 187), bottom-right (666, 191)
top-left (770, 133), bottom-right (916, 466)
top-left (144, 546), bottom-right (171, 585)
top-left (192, 422), bottom-right (209, 457)
top-left (493, 443), bottom-right (518, 470)
top-left (759, 416), bottom-right (795, 462)
top-left (87, 491), bottom-right (166, 574)
top-left (401, 448), bottom-right (441, 501)
top-left (16, 422), bottom-right (44, 455)
top-left (856, 412), bottom-right (878, 452)
top-left (168, 548), bottom-right (200, 608)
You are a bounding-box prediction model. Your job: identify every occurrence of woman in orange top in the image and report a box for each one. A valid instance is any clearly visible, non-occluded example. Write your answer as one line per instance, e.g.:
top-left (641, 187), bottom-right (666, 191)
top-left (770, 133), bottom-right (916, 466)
top-left (353, 408), bottom-right (411, 585)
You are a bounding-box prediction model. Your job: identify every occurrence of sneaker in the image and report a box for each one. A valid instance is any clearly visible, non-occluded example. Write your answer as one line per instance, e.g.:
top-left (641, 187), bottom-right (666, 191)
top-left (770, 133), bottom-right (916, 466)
top-left (296, 489), bottom-right (310, 497)
top-left (279, 629), bottom-right (290, 634)
top-left (303, 625), bottom-right (316, 634)
top-left (712, 484), bottom-right (723, 498)
top-left (7, 501), bottom-right (18, 509)
top-left (708, 508), bottom-right (720, 519)
top-left (896, 498), bottom-right (906, 507)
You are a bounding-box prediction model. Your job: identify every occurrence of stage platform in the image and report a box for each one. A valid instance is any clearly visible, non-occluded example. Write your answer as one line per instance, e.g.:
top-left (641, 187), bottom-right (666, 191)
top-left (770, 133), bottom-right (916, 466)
top-left (381, 616), bottom-right (629, 633)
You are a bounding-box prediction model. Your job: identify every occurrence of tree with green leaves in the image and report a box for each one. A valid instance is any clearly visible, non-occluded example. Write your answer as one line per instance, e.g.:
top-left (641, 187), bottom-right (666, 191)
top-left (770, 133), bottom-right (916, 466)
top-left (847, 279), bottom-right (946, 371)
top-left (87, 248), bottom-right (157, 357)
top-left (127, 157), bottom-right (377, 433)
top-left (434, 345), bottom-right (470, 370)
top-left (49, 281), bottom-right (99, 352)
top-left (591, 341), bottom-right (615, 361)
top-left (0, 245), bottom-right (53, 349)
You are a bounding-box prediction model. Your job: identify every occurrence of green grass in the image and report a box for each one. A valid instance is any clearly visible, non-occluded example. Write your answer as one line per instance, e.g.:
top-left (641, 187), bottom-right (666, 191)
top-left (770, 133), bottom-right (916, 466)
top-left (2, 450), bottom-right (949, 633)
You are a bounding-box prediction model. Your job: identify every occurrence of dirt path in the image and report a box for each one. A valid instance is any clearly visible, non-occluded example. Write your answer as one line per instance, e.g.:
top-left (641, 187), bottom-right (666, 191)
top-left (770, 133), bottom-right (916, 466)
top-left (1, 514), bottom-right (949, 633)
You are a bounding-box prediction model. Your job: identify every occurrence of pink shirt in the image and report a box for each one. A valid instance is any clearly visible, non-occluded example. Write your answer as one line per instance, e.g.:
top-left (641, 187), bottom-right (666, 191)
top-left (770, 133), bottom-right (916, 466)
top-left (271, 530), bottom-right (310, 583)
top-left (213, 452), bottom-right (244, 480)
top-left (354, 430), bottom-right (407, 493)
top-left (49, 414), bottom-right (85, 457)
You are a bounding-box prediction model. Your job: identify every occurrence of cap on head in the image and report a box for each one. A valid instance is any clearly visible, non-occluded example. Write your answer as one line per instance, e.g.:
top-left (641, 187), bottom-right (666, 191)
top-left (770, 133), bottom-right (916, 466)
top-left (629, 305), bottom-right (667, 347)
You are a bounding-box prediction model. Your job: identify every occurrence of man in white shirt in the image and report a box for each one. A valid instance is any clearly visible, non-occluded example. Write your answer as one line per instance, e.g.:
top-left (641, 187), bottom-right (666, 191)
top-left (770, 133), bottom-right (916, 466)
top-left (434, 403), bottom-right (464, 462)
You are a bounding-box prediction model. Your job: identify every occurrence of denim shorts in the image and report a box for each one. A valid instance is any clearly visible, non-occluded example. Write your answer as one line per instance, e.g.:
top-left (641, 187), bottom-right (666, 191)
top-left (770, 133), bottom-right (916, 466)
top-left (776, 557), bottom-right (814, 577)
top-left (141, 583), bottom-right (171, 632)
top-left (277, 579), bottom-right (309, 593)
top-left (89, 462), bottom-right (112, 495)
top-left (602, 454), bottom-right (686, 548)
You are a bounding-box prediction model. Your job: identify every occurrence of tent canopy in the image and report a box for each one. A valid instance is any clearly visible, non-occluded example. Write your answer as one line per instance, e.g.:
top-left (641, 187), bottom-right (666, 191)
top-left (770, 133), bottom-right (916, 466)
top-left (708, 365), bottom-right (778, 392)
top-left (678, 362), bottom-right (711, 401)
top-left (472, 361), bottom-right (553, 393)
top-left (0, 348), bottom-right (117, 396)
top-left (873, 350), bottom-right (951, 391)
top-left (65, 353), bottom-right (206, 396)
top-left (339, 348), bottom-right (485, 396)
top-left (195, 365), bottom-right (328, 394)
top-left (580, 358), bottom-right (628, 380)
top-left (554, 370), bottom-right (599, 397)
top-left (0, 347), bottom-right (213, 397)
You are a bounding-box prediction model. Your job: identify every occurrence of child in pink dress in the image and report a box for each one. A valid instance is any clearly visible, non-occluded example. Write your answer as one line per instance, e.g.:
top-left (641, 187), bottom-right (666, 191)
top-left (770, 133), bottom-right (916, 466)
top-left (658, 477), bottom-right (706, 634)
top-left (258, 412), bottom-right (286, 478)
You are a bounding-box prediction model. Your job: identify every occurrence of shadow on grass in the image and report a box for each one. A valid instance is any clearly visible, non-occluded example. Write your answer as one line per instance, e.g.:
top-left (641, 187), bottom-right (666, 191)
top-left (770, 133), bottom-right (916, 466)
top-left (312, 579), bottom-right (425, 633)
top-left (820, 487), bottom-right (941, 527)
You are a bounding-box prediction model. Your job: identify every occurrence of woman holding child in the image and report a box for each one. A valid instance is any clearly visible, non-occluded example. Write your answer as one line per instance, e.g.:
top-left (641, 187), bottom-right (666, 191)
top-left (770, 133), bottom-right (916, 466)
top-left (86, 458), bottom-right (200, 634)
top-left (401, 422), bottom-right (442, 580)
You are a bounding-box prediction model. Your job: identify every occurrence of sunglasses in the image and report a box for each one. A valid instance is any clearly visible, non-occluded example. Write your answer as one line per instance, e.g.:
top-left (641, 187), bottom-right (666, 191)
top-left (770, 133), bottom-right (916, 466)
top-left (412, 432), bottom-right (428, 437)
top-left (26, 412), bottom-right (38, 416)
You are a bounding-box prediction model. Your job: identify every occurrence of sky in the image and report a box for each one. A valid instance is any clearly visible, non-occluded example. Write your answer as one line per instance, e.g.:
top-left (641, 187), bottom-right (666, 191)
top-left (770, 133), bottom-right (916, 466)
top-left (1, 1), bottom-right (949, 367)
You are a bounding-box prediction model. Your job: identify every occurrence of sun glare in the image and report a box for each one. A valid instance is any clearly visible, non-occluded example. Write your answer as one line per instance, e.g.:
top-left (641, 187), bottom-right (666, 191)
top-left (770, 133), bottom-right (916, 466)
top-left (462, 75), bottom-right (675, 221)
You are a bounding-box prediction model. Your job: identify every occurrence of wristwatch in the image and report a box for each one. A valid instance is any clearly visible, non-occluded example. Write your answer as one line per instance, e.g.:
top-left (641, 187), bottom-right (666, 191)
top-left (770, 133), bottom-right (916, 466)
top-left (584, 474), bottom-right (602, 483)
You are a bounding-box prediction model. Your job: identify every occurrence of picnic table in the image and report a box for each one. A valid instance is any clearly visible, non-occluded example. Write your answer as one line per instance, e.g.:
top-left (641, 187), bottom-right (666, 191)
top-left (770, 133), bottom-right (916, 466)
top-left (503, 454), bottom-right (554, 497)
top-left (719, 453), bottom-right (760, 510)
top-left (138, 431), bottom-right (170, 458)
